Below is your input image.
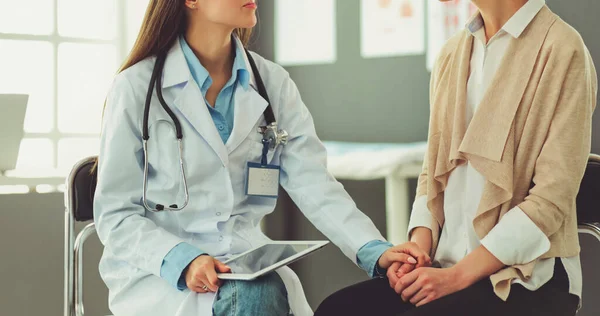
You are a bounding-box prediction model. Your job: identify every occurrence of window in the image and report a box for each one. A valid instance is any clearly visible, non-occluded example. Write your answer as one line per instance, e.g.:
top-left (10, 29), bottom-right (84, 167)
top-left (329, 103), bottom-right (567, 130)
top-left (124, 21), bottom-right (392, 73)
top-left (0, 0), bottom-right (149, 179)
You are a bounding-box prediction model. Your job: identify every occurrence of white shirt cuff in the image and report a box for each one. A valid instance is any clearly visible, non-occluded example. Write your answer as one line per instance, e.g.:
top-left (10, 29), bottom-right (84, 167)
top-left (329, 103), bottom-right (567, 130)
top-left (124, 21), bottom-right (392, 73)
top-left (480, 206), bottom-right (551, 266)
top-left (407, 195), bottom-right (433, 240)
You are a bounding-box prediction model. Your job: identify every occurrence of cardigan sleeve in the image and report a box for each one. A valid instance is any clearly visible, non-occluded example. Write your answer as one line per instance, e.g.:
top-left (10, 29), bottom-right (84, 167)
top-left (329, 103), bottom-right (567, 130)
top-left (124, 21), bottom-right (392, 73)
top-left (517, 47), bottom-right (597, 237)
top-left (416, 55), bottom-right (442, 198)
top-left (407, 195), bottom-right (434, 240)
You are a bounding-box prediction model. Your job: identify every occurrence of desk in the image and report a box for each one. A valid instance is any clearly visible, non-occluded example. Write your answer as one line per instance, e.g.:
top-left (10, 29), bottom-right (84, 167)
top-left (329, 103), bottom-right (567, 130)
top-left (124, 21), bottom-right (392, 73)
top-left (324, 141), bottom-right (427, 245)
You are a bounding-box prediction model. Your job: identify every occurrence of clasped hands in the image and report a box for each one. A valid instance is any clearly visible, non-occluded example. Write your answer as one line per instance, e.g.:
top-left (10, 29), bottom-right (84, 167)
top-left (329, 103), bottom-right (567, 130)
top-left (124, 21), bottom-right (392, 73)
top-left (377, 234), bottom-right (469, 306)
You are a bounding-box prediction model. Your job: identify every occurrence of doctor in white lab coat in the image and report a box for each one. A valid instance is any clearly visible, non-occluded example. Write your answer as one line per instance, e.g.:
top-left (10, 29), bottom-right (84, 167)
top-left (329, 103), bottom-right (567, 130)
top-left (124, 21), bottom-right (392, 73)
top-left (94, 1), bottom-right (427, 315)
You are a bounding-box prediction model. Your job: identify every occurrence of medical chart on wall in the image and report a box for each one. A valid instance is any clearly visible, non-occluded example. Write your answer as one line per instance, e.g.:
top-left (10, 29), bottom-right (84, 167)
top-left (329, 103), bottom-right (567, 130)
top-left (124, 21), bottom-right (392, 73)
top-left (427, 0), bottom-right (477, 70)
top-left (275, 0), bottom-right (337, 66)
top-left (361, 0), bottom-right (425, 59)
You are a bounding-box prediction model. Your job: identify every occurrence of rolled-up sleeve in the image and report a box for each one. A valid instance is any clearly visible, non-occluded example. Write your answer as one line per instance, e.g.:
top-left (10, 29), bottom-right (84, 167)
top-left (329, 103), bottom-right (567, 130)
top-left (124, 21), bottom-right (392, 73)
top-left (480, 207), bottom-right (550, 265)
top-left (356, 240), bottom-right (393, 278)
top-left (160, 242), bottom-right (206, 290)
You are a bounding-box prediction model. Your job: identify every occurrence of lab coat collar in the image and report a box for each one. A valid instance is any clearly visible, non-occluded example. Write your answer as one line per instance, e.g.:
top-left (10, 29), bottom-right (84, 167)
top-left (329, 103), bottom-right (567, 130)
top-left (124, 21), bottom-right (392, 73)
top-left (227, 36), bottom-right (269, 153)
top-left (162, 35), bottom-right (259, 89)
top-left (226, 36), bottom-right (270, 154)
top-left (179, 35), bottom-right (251, 92)
top-left (225, 79), bottom-right (269, 154)
top-left (174, 80), bottom-right (230, 166)
top-left (163, 38), bottom-right (229, 165)
top-left (162, 40), bottom-right (190, 88)
top-left (163, 35), bottom-right (270, 165)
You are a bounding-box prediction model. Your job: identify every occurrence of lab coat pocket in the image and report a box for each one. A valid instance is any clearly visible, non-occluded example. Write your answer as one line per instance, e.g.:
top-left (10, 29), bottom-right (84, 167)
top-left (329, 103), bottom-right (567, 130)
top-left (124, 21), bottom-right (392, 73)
top-left (145, 119), bottom-right (185, 206)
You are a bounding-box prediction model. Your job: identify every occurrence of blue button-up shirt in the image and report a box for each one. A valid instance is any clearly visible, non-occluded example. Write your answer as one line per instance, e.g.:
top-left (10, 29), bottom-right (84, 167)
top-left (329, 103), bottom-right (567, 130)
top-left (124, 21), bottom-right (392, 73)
top-left (180, 35), bottom-right (250, 143)
top-left (160, 36), bottom-right (392, 290)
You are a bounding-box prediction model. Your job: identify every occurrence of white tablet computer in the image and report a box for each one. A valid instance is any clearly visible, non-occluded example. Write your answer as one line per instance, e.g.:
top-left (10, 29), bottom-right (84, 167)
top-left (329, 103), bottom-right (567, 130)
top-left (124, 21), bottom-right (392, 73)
top-left (217, 241), bottom-right (330, 281)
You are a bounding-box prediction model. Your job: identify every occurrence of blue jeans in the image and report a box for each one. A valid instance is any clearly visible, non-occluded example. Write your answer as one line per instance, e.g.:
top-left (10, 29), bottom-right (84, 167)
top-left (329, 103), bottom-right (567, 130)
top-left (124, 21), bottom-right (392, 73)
top-left (213, 272), bottom-right (290, 316)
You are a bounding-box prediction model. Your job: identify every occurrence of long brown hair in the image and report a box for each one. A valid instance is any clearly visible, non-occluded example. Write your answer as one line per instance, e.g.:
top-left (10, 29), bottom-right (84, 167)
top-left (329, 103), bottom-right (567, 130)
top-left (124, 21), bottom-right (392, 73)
top-left (120, 0), bottom-right (253, 74)
top-left (92, 0), bottom-right (253, 172)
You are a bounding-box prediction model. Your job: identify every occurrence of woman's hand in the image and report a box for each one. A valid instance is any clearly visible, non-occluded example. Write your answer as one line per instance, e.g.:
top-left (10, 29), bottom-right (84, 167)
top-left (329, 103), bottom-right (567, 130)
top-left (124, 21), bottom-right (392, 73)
top-left (394, 245), bottom-right (505, 306)
top-left (386, 227), bottom-right (434, 288)
top-left (395, 267), bottom-right (466, 306)
top-left (378, 241), bottom-right (432, 270)
top-left (386, 261), bottom-right (417, 288)
top-left (185, 255), bottom-right (231, 293)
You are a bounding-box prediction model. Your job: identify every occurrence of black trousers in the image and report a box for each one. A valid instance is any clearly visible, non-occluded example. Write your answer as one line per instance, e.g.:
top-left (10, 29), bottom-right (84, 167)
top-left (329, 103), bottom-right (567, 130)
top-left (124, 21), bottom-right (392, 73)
top-left (315, 259), bottom-right (578, 316)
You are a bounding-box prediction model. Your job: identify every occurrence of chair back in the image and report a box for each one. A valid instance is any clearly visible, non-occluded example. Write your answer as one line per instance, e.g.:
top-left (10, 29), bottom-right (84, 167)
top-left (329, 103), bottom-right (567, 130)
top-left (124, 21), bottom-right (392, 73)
top-left (67, 156), bottom-right (98, 222)
top-left (576, 154), bottom-right (600, 225)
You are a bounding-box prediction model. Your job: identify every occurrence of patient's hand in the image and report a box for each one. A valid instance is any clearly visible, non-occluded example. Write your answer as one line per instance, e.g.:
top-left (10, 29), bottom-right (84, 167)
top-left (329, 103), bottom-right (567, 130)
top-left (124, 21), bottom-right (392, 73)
top-left (385, 241), bottom-right (432, 288)
top-left (379, 241), bottom-right (431, 286)
top-left (387, 262), bottom-right (416, 288)
top-left (395, 267), bottom-right (465, 306)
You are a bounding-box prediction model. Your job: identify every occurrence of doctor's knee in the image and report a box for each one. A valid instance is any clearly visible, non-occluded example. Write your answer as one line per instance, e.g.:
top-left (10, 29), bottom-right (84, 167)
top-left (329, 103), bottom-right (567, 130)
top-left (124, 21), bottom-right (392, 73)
top-left (214, 272), bottom-right (289, 316)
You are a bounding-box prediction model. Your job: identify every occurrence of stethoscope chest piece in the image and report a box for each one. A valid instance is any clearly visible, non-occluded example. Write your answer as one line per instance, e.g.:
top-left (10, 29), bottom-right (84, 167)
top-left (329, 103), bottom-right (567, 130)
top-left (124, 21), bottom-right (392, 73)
top-left (258, 123), bottom-right (289, 150)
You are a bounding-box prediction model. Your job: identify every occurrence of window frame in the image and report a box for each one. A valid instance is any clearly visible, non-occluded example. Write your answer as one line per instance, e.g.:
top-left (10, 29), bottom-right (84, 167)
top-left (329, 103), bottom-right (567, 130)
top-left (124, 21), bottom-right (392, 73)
top-left (0, 0), bottom-right (133, 189)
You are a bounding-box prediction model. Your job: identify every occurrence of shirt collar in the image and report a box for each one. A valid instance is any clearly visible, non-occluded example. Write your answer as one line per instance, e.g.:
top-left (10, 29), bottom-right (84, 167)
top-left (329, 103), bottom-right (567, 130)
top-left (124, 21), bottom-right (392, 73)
top-left (231, 37), bottom-right (250, 90)
top-left (179, 35), bottom-right (250, 91)
top-left (466, 0), bottom-right (546, 39)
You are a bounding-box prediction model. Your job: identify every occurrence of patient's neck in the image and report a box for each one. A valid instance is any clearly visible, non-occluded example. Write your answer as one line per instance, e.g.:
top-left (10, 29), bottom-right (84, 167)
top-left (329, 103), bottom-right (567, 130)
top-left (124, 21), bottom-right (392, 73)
top-left (472, 0), bottom-right (528, 41)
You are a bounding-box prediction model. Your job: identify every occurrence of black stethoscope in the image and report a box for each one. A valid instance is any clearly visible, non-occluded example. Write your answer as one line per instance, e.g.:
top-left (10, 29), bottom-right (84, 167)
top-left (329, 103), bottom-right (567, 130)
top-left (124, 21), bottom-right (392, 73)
top-left (141, 48), bottom-right (288, 213)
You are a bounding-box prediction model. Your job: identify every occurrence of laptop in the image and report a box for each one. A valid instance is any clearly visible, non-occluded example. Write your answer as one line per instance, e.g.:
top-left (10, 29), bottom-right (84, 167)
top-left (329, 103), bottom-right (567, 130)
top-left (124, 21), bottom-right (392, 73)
top-left (0, 94), bottom-right (28, 172)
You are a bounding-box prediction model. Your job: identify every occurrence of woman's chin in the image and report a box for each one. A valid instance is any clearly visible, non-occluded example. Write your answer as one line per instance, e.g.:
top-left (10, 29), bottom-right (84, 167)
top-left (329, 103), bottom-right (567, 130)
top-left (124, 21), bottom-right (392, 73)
top-left (242, 22), bottom-right (257, 29)
top-left (238, 16), bottom-right (258, 28)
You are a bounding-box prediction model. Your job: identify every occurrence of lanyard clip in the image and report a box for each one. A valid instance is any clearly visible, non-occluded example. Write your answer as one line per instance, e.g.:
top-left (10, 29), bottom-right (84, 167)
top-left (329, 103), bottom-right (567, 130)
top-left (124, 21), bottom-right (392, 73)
top-left (260, 138), bottom-right (270, 166)
top-left (258, 123), bottom-right (289, 151)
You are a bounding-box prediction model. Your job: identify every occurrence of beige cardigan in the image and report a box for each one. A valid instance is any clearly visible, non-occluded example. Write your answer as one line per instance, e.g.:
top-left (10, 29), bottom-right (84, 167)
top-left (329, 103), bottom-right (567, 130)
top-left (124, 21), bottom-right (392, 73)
top-left (419, 6), bottom-right (597, 300)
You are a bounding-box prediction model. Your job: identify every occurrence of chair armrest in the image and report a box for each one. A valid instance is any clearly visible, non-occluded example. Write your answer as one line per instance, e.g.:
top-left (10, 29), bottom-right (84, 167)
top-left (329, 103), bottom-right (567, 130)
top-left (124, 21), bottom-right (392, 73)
top-left (579, 222), bottom-right (600, 242)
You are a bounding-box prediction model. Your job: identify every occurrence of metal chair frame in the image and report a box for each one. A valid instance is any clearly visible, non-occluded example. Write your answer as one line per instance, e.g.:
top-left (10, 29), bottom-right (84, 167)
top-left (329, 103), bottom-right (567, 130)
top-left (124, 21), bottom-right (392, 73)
top-left (579, 222), bottom-right (600, 243)
top-left (64, 156), bottom-right (99, 316)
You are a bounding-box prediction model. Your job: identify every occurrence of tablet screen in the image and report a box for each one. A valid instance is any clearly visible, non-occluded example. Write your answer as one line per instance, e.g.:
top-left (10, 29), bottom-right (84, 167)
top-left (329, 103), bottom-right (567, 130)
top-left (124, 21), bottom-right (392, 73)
top-left (225, 243), bottom-right (317, 275)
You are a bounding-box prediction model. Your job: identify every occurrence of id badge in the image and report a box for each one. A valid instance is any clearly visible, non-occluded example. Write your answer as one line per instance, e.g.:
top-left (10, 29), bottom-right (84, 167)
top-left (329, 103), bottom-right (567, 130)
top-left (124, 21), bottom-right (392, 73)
top-left (246, 162), bottom-right (280, 198)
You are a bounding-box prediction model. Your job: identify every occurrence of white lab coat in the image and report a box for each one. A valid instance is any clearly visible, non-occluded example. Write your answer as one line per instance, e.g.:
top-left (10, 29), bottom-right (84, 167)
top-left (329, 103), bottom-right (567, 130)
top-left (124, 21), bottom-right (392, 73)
top-left (94, 37), bottom-right (385, 316)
